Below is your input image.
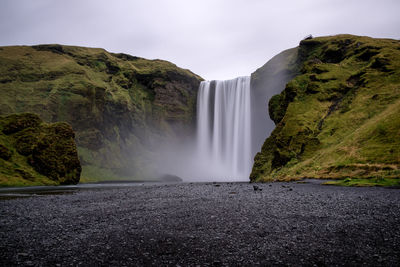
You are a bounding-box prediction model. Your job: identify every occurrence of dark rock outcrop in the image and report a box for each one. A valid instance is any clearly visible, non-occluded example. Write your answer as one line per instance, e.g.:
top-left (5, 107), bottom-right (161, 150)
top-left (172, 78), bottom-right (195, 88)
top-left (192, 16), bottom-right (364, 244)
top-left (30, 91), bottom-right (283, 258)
top-left (0, 113), bottom-right (81, 186)
top-left (159, 174), bottom-right (183, 182)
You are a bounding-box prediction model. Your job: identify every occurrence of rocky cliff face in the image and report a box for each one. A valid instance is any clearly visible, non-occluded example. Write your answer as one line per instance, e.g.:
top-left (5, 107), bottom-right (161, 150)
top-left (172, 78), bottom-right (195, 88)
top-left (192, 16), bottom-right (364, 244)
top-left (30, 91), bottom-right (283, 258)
top-left (0, 45), bottom-right (202, 181)
top-left (250, 47), bottom-right (299, 157)
top-left (0, 113), bottom-right (81, 186)
top-left (251, 35), bottom-right (400, 182)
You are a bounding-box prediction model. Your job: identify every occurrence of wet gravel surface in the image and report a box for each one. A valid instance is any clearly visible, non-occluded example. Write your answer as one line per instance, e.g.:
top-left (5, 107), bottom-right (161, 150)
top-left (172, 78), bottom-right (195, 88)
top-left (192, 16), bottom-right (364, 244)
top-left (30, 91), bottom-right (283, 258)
top-left (1, 182), bottom-right (400, 266)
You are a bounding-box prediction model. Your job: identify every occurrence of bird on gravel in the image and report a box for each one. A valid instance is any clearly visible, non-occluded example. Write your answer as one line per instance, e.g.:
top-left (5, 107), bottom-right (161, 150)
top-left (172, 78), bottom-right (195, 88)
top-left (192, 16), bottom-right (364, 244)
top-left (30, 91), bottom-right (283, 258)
top-left (253, 185), bottom-right (262, 191)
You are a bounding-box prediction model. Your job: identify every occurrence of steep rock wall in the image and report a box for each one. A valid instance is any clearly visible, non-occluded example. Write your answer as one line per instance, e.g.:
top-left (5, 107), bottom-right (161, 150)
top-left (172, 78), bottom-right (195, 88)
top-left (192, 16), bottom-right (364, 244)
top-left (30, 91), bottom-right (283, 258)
top-left (0, 45), bottom-right (203, 181)
top-left (251, 35), bottom-right (400, 182)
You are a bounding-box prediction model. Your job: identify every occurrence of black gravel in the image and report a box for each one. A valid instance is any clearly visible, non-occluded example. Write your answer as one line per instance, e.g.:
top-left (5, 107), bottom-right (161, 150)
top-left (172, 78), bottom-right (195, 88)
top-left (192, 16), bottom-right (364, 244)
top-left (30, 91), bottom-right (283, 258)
top-left (1, 182), bottom-right (400, 266)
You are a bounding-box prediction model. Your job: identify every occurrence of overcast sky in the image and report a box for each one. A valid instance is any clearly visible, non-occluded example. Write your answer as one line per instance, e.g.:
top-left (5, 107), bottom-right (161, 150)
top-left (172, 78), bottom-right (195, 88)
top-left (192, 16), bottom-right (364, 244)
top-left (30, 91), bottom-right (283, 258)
top-left (1, 0), bottom-right (399, 80)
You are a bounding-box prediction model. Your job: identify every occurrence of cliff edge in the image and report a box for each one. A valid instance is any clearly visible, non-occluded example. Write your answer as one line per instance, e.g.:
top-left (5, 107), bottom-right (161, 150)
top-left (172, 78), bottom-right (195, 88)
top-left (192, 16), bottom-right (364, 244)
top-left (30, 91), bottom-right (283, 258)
top-left (251, 35), bottom-right (400, 184)
top-left (0, 45), bottom-right (202, 181)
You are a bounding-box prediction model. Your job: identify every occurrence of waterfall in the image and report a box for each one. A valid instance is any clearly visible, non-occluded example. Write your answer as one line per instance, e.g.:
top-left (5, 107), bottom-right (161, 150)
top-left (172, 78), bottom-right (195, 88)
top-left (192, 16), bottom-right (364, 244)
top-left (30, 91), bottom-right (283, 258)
top-left (196, 76), bottom-right (252, 181)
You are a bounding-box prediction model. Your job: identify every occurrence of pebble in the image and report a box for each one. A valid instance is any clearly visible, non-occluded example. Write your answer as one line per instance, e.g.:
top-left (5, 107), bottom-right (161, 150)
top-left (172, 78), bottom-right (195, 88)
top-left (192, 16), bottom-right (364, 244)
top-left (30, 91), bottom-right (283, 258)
top-left (0, 182), bottom-right (399, 265)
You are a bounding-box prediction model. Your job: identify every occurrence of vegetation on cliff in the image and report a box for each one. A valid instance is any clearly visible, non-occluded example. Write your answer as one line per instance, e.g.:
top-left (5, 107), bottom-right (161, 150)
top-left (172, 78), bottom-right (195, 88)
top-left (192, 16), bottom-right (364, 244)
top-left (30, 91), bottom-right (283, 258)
top-left (0, 45), bottom-right (202, 181)
top-left (0, 113), bottom-right (81, 186)
top-left (250, 47), bottom-right (299, 156)
top-left (251, 35), bottom-right (400, 185)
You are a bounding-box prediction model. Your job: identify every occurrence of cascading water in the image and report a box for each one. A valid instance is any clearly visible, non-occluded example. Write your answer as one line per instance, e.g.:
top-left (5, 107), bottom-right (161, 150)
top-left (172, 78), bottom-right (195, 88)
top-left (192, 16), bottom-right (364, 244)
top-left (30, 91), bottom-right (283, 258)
top-left (196, 76), bottom-right (252, 181)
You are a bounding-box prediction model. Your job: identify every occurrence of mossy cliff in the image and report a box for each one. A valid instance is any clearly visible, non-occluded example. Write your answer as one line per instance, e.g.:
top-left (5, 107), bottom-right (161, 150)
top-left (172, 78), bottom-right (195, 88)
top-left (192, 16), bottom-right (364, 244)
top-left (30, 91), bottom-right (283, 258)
top-left (0, 45), bottom-right (202, 181)
top-left (251, 35), bottom-right (400, 183)
top-left (250, 47), bottom-right (299, 156)
top-left (0, 113), bottom-right (81, 186)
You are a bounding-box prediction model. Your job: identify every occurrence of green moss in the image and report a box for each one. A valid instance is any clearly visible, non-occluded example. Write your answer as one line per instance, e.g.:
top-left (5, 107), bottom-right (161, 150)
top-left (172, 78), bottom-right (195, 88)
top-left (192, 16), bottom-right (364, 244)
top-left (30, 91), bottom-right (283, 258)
top-left (0, 143), bottom-right (12, 160)
top-left (0, 44), bottom-right (203, 181)
top-left (1, 113), bottom-right (42, 134)
top-left (268, 94), bottom-right (285, 124)
top-left (323, 177), bottom-right (400, 187)
top-left (251, 35), bottom-right (400, 184)
top-left (0, 113), bottom-right (81, 186)
top-left (79, 164), bottom-right (142, 183)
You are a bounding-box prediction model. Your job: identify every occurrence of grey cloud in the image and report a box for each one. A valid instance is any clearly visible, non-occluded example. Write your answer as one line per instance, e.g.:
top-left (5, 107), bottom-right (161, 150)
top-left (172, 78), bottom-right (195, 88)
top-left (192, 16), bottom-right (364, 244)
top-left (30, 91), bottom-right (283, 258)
top-left (0, 0), bottom-right (399, 80)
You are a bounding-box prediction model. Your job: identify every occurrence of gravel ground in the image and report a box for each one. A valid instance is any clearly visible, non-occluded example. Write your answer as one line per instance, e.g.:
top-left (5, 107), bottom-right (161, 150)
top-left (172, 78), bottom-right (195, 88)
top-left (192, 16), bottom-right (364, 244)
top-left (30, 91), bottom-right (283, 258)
top-left (0, 181), bottom-right (400, 266)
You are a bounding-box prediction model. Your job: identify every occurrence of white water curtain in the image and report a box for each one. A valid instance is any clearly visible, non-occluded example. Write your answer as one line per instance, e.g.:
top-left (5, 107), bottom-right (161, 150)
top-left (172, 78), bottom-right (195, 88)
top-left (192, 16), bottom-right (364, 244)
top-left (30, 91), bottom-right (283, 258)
top-left (196, 76), bottom-right (251, 181)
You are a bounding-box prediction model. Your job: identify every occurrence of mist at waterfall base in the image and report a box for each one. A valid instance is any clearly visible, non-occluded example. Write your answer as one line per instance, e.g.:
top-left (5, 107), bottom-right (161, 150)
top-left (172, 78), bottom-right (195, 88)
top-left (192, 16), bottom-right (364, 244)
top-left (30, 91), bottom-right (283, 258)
top-left (155, 77), bottom-right (253, 182)
top-left (144, 49), bottom-right (295, 182)
top-left (153, 56), bottom-right (294, 182)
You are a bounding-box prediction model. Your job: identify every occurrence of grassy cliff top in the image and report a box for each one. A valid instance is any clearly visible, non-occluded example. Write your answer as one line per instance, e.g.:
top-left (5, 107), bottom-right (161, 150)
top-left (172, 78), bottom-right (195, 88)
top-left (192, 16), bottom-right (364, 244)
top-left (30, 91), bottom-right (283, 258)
top-left (0, 44), bottom-right (202, 81)
top-left (251, 34), bottom-right (400, 185)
